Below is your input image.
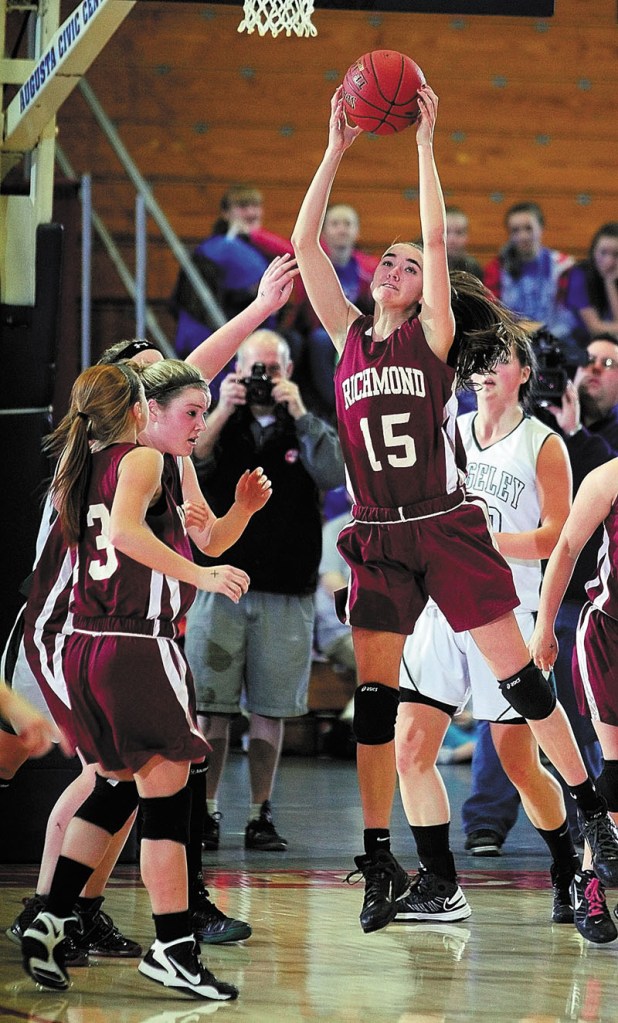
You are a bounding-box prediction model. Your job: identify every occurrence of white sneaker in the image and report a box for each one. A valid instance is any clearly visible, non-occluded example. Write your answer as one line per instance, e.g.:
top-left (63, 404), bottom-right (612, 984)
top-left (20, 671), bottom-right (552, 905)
top-left (22, 910), bottom-right (78, 990)
top-left (394, 870), bottom-right (472, 922)
top-left (138, 935), bottom-right (239, 1000)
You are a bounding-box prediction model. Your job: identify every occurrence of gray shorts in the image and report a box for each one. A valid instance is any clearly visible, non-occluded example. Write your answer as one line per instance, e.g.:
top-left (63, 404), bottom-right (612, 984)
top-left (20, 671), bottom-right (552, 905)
top-left (184, 590), bottom-right (315, 718)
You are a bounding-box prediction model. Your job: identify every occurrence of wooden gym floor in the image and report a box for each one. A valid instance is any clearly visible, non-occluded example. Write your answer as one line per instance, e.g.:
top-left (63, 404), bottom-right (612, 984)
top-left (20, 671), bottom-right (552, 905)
top-left (2, 752), bottom-right (618, 1023)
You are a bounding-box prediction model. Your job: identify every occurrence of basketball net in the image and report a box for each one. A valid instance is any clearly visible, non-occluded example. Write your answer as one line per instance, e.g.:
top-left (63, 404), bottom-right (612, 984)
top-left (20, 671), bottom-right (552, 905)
top-left (238, 0), bottom-right (317, 37)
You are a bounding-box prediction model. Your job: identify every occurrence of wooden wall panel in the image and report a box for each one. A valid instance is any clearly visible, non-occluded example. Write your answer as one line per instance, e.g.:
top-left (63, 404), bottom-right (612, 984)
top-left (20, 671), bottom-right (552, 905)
top-left (55, 0), bottom-right (618, 346)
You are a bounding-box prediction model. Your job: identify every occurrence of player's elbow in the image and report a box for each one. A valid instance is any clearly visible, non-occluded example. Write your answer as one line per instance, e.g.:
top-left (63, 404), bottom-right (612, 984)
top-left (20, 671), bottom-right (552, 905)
top-left (291, 227), bottom-right (314, 255)
top-left (108, 520), bottom-right (135, 555)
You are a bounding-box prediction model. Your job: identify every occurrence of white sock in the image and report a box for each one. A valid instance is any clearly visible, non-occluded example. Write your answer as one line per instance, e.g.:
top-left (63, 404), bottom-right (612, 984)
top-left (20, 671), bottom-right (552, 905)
top-left (207, 799), bottom-right (219, 816)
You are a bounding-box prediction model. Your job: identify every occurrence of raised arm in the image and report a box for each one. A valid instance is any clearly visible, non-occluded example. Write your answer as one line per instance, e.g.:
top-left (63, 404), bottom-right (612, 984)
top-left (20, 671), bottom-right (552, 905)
top-left (186, 254), bottom-right (299, 380)
top-left (109, 447), bottom-right (249, 602)
top-left (291, 87), bottom-right (363, 353)
top-left (181, 456), bottom-right (271, 557)
top-left (415, 86), bottom-right (456, 361)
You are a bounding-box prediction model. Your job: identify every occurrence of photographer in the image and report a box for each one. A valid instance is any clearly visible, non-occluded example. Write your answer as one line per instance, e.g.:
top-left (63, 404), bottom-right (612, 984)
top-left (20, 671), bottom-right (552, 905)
top-left (550, 334), bottom-right (618, 453)
top-left (184, 330), bottom-right (344, 850)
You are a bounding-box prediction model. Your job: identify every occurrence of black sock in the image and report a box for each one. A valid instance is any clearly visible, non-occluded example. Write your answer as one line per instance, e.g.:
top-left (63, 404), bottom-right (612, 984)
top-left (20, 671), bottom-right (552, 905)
top-left (46, 856), bottom-right (95, 918)
top-left (536, 819), bottom-right (579, 879)
top-left (569, 778), bottom-right (606, 817)
top-left (410, 823), bottom-right (457, 882)
top-left (364, 828), bottom-right (390, 856)
top-left (153, 909), bottom-right (192, 944)
top-left (187, 763), bottom-right (207, 899)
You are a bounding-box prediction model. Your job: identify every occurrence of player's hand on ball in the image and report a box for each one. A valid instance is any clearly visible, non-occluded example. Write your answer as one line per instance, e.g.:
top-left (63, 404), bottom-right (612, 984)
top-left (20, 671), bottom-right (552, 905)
top-left (416, 84), bottom-right (438, 146)
top-left (328, 87), bottom-right (362, 153)
top-left (234, 467), bottom-right (272, 513)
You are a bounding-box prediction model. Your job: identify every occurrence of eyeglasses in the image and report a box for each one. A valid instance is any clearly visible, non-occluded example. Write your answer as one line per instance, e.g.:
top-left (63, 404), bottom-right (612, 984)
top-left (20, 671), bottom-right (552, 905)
top-left (586, 354), bottom-right (618, 370)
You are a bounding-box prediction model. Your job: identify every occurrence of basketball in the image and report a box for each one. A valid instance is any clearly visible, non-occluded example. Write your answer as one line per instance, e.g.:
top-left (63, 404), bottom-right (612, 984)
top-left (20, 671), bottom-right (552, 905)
top-left (342, 49), bottom-right (426, 136)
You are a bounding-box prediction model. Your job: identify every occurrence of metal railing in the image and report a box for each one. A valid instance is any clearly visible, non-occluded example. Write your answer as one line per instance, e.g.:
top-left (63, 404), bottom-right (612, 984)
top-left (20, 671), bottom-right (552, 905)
top-left (55, 76), bottom-right (227, 367)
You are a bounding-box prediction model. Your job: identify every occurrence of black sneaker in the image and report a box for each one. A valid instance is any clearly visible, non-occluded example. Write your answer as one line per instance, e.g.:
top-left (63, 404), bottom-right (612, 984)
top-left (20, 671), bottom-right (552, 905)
top-left (394, 869), bottom-right (471, 923)
top-left (203, 811), bottom-right (222, 851)
top-left (464, 829), bottom-right (503, 857)
top-left (191, 881), bottom-right (252, 944)
top-left (577, 807), bottom-right (618, 886)
top-left (138, 935), bottom-right (239, 1000)
top-left (7, 895), bottom-right (89, 967)
top-left (550, 862), bottom-right (575, 924)
top-left (244, 800), bottom-right (288, 851)
top-left (7, 894), bottom-right (47, 946)
top-left (22, 910), bottom-right (78, 990)
top-left (74, 896), bottom-right (142, 957)
top-left (571, 870), bottom-right (618, 944)
top-left (345, 850), bottom-right (411, 933)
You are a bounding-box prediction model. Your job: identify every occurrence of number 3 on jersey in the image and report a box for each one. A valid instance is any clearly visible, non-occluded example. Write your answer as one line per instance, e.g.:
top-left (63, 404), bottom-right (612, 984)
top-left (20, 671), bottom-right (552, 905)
top-left (87, 503), bottom-right (119, 580)
top-left (360, 413), bottom-right (417, 472)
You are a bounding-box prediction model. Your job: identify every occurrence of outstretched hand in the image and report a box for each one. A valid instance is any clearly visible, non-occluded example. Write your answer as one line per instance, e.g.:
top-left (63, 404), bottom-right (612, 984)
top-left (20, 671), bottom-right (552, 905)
top-left (256, 254), bottom-right (299, 313)
top-left (328, 87), bottom-right (363, 155)
top-left (234, 467), bottom-right (272, 514)
top-left (415, 84), bottom-right (438, 146)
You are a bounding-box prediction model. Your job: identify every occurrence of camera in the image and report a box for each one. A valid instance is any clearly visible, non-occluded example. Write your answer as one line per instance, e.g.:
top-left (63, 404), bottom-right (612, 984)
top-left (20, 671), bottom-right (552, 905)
top-left (240, 362), bottom-right (274, 406)
top-left (530, 328), bottom-right (587, 408)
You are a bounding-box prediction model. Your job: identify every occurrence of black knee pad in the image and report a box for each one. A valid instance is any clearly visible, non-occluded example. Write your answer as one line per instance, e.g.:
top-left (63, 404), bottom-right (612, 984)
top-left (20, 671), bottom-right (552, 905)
top-left (353, 683), bottom-right (399, 745)
top-left (595, 761), bottom-right (618, 813)
top-left (498, 661), bottom-right (556, 721)
top-left (139, 786), bottom-right (192, 845)
top-left (74, 775), bottom-right (139, 835)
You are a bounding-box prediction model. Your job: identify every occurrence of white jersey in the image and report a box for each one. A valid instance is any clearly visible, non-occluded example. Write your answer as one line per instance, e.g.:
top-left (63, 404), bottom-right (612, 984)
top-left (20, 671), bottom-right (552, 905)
top-left (458, 411), bottom-right (558, 613)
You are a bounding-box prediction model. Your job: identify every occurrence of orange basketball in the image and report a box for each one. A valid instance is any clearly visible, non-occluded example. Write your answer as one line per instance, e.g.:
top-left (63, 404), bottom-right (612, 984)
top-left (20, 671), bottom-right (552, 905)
top-left (343, 49), bottom-right (426, 136)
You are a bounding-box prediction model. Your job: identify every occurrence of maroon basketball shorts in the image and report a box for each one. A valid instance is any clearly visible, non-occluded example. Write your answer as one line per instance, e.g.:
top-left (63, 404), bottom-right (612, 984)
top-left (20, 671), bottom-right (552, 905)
top-left (336, 499), bottom-right (518, 636)
top-left (63, 630), bottom-right (209, 773)
top-left (573, 602), bottom-right (618, 725)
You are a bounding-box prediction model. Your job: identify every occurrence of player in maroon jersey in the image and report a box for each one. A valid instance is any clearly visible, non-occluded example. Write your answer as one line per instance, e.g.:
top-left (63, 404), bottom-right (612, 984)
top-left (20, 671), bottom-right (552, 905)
top-left (3, 255), bottom-right (298, 956)
top-left (532, 457), bottom-right (618, 940)
top-left (292, 82), bottom-right (618, 934)
top-left (21, 359), bottom-right (270, 1001)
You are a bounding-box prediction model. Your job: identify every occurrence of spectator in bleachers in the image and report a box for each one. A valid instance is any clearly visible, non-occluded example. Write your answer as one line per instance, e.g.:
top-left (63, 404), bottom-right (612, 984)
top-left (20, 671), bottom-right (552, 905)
top-left (445, 205), bottom-right (482, 278)
top-left (558, 222), bottom-right (618, 348)
top-left (484, 201), bottom-right (575, 341)
top-left (171, 185), bottom-right (301, 398)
